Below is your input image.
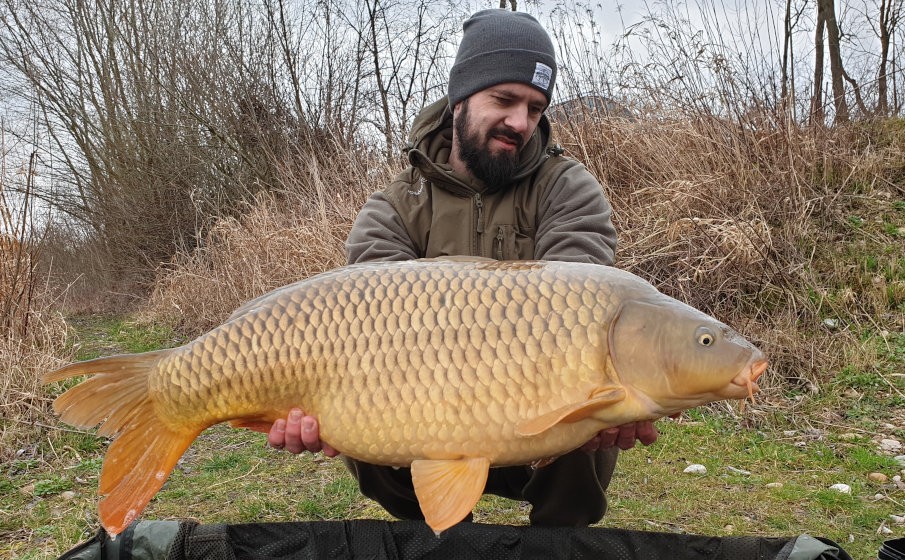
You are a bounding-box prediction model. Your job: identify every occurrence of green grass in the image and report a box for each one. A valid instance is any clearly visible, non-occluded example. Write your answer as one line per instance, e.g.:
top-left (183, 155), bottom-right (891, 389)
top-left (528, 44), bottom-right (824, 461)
top-left (4, 390), bottom-right (902, 559)
top-left (6, 271), bottom-right (905, 559)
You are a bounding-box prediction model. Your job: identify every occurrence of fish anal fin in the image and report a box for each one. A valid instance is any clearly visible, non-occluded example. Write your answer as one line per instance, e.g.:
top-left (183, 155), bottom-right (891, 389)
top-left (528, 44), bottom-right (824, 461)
top-left (410, 457), bottom-right (490, 534)
top-left (230, 418), bottom-right (278, 433)
top-left (516, 386), bottom-right (626, 437)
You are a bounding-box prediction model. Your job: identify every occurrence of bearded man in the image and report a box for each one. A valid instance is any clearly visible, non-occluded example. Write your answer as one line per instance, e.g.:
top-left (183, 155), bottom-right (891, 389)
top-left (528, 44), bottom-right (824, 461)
top-left (268, 9), bottom-right (658, 527)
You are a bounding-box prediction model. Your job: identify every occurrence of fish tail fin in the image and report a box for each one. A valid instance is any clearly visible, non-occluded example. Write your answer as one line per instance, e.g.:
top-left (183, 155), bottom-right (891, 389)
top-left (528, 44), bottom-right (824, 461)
top-left (44, 351), bottom-right (203, 535)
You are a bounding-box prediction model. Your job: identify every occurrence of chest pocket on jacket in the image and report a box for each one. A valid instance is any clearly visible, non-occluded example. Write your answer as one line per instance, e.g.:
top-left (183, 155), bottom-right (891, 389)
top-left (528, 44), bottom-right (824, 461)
top-left (493, 224), bottom-right (535, 260)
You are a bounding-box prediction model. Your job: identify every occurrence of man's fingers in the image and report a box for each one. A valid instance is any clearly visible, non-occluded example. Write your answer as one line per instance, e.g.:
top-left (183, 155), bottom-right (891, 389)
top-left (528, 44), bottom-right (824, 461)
top-left (616, 423), bottom-right (637, 450)
top-left (301, 417), bottom-right (321, 452)
top-left (268, 418), bottom-right (286, 449)
top-left (635, 420), bottom-right (659, 446)
top-left (283, 409), bottom-right (305, 454)
top-left (598, 428), bottom-right (620, 449)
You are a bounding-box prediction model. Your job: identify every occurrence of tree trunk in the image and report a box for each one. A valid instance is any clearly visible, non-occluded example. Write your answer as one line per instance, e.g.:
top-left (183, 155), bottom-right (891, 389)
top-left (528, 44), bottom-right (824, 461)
top-left (876, 0), bottom-right (901, 116)
top-left (820, 0), bottom-right (850, 123)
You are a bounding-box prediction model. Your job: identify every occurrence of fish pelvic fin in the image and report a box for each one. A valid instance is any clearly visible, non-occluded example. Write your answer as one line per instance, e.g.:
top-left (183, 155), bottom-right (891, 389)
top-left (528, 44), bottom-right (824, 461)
top-left (44, 351), bottom-right (203, 536)
top-left (515, 386), bottom-right (626, 438)
top-left (411, 457), bottom-right (490, 534)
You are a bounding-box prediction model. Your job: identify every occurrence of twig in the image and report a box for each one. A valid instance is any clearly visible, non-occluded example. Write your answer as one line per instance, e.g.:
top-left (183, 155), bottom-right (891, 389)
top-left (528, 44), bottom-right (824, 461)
top-left (207, 460), bottom-right (264, 490)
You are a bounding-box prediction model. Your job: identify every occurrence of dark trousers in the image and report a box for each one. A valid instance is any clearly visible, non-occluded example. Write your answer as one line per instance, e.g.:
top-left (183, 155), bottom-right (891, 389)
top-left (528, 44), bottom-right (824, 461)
top-left (342, 448), bottom-right (619, 526)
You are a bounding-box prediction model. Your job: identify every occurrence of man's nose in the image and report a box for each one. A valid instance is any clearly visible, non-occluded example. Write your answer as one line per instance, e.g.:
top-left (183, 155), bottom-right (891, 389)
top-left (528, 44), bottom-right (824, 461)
top-left (503, 105), bottom-right (530, 135)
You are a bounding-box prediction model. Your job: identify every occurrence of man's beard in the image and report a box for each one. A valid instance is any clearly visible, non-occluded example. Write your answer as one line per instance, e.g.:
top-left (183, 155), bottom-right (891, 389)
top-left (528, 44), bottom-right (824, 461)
top-left (454, 100), bottom-right (523, 188)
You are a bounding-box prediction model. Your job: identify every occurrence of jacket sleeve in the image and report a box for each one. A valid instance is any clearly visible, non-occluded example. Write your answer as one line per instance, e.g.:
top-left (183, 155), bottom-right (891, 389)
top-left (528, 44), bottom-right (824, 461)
top-left (345, 190), bottom-right (420, 265)
top-left (534, 162), bottom-right (617, 265)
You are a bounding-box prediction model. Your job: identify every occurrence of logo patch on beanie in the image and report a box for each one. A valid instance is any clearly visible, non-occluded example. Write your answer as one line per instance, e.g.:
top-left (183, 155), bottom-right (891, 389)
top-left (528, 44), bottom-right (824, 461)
top-left (532, 62), bottom-right (553, 90)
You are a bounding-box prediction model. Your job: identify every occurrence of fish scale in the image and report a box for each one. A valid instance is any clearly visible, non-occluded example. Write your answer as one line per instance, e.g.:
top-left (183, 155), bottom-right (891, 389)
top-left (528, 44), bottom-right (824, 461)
top-left (45, 258), bottom-right (768, 535)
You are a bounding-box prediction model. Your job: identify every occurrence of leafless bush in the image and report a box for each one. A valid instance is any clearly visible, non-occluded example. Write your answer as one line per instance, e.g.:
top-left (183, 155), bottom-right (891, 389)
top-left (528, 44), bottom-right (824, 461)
top-left (144, 140), bottom-right (393, 336)
top-left (1, 128), bottom-right (71, 462)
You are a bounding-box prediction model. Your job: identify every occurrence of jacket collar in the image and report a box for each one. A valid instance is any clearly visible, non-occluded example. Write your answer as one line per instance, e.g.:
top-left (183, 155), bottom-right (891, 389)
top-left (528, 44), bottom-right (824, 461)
top-left (404, 96), bottom-right (554, 197)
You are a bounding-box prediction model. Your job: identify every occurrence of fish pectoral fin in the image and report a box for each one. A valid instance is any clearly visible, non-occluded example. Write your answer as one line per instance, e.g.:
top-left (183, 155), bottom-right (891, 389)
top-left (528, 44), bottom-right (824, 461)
top-left (410, 457), bottom-right (490, 534)
top-left (515, 386), bottom-right (627, 437)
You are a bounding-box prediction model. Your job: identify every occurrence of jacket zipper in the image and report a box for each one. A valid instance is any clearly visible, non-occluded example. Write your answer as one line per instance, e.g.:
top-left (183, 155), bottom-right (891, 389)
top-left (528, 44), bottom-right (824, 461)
top-left (474, 193), bottom-right (484, 255)
top-left (495, 227), bottom-right (504, 260)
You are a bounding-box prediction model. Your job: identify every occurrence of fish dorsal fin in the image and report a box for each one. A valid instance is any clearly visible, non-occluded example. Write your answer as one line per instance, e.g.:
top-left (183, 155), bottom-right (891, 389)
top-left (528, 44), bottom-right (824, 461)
top-left (515, 386), bottom-right (626, 438)
top-left (419, 255), bottom-right (495, 263)
top-left (410, 457), bottom-right (490, 534)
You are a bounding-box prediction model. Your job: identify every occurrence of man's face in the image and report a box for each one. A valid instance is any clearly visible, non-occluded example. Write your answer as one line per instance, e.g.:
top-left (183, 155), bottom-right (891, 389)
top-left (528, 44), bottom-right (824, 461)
top-left (453, 83), bottom-right (547, 186)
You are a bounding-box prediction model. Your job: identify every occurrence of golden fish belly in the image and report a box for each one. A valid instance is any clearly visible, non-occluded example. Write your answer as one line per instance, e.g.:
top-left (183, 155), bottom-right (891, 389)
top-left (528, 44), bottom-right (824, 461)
top-left (151, 260), bottom-right (632, 464)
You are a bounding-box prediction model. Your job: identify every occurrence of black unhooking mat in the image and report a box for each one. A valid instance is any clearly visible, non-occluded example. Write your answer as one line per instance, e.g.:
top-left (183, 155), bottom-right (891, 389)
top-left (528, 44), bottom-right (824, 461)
top-left (57, 519), bottom-right (857, 560)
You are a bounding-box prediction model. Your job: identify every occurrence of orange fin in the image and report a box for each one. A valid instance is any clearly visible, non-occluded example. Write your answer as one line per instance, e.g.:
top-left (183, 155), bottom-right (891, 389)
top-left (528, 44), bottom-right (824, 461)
top-left (98, 419), bottom-right (202, 534)
top-left (410, 457), bottom-right (490, 534)
top-left (230, 418), bottom-right (277, 433)
top-left (515, 386), bottom-right (626, 437)
top-left (45, 351), bottom-right (204, 536)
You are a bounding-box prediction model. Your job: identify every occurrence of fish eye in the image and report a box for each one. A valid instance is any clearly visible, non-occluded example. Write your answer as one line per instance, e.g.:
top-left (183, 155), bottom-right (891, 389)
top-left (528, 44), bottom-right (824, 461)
top-left (696, 327), bottom-right (716, 347)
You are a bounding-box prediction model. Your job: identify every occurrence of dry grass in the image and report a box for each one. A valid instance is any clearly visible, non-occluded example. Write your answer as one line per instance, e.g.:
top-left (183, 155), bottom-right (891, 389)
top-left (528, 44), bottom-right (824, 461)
top-left (556, 112), bottom-right (905, 393)
top-left (1, 154), bottom-right (72, 463)
top-left (141, 113), bottom-right (905, 401)
top-left (144, 142), bottom-right (395, 336)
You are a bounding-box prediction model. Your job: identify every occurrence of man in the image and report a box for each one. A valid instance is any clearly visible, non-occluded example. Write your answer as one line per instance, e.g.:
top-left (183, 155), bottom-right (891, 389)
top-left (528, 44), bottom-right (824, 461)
top-left (267, 9), bottom-right (658, 526)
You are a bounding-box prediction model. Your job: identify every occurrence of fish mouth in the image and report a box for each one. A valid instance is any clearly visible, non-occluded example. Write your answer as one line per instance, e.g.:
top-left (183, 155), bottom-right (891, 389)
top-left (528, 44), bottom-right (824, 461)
top-left (728, 358), bottom-right (768, 400)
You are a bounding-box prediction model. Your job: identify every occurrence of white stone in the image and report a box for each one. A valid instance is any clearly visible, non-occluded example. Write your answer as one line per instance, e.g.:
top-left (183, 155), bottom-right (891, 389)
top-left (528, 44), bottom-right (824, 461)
top-left (684, 464), bottom-right (707, 475)
top-left (879, 439), bottom-right (902, 452)
top-left (890, 515), bottom-right (905, 524)
top-left (765, 482), bottom-right (784, 489)
top-left (829, 483), bottom-right (851, 494)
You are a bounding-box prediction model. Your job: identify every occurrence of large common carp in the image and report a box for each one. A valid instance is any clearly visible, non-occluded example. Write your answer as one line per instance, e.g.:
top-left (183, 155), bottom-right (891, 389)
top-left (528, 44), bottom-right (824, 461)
top-left (45, 258), bottom-right (767, 536)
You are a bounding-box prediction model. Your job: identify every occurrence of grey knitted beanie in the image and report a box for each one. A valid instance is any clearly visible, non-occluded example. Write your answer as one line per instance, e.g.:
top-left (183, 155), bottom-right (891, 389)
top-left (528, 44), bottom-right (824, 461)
top-left (448, 9), bottom-right (557, 109)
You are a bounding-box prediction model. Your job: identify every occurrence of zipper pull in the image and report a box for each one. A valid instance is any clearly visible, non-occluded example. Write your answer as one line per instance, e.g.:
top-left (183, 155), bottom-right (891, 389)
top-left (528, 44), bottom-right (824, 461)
top-left (496, 227), bottom-right (504, 260)
top-left (474, 194), bottom-right (484, 234)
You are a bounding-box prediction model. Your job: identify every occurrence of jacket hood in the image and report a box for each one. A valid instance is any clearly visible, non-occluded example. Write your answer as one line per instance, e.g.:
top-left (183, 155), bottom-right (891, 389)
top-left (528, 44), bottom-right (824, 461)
top-left (404, 96), bottom-right (556, 197)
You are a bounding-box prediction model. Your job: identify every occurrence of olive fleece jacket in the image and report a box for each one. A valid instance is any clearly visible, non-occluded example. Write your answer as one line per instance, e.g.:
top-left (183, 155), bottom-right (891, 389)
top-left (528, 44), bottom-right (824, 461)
top-left (345, 96), bottom-right (617, 265)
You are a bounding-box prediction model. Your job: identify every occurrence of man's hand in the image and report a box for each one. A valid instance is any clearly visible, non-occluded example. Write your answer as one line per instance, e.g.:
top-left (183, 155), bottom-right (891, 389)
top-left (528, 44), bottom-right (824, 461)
top-left (267, 408), bottom-right (340, 457)
top-left (582, 420), bottom-right (659, 452)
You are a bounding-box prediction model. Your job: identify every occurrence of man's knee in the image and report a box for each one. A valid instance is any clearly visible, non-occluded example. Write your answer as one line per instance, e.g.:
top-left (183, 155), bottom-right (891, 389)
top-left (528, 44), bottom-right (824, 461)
top-left (342, 457), bottom-right (424, 520)
top-left (524, 448), bottom-right (619, 526)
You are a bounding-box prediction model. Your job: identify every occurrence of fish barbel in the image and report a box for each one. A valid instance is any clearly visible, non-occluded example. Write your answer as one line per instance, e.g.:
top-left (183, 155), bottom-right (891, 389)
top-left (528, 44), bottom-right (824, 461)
top-left (45, 258), bottom-right (768, 535)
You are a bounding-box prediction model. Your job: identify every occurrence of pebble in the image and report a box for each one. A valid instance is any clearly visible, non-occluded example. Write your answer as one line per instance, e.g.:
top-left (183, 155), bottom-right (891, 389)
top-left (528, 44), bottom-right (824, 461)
top-left (880, 525), bottom-right (893, 535)
top-left (723, 524), bottom-right (734, 533)
top-left (869, 472), bottom-right (889, 483)
top-left (829, 483), bottom-right (851, 494)
top-left (894, 475), bottom-right (905, 490)
top-left (823, 318), bottom-right (839, 329)
top-left (726, 466), bottom-right (751, 476)
top-left (765, 482), bottom-right (784, 489)
top-left (890, 515), bottom-right (905, 524)
top-left (60, 491), bottom-right (77, 501)
top-left (894, 455), bottom-right (905, 467)
top-left (880, 439), bottom-right (903, 452)
top-left (684, 464), bottom-right (707, 475)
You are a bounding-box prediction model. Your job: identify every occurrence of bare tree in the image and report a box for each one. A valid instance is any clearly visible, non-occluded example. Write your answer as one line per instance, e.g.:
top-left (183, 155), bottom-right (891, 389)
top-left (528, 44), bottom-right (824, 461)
top-left (499, 0), bottom-right (517, 10)
top-left (820, 0), bottom-right (851, 122)
top-left (876, 0), bottom-right (903, 115)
